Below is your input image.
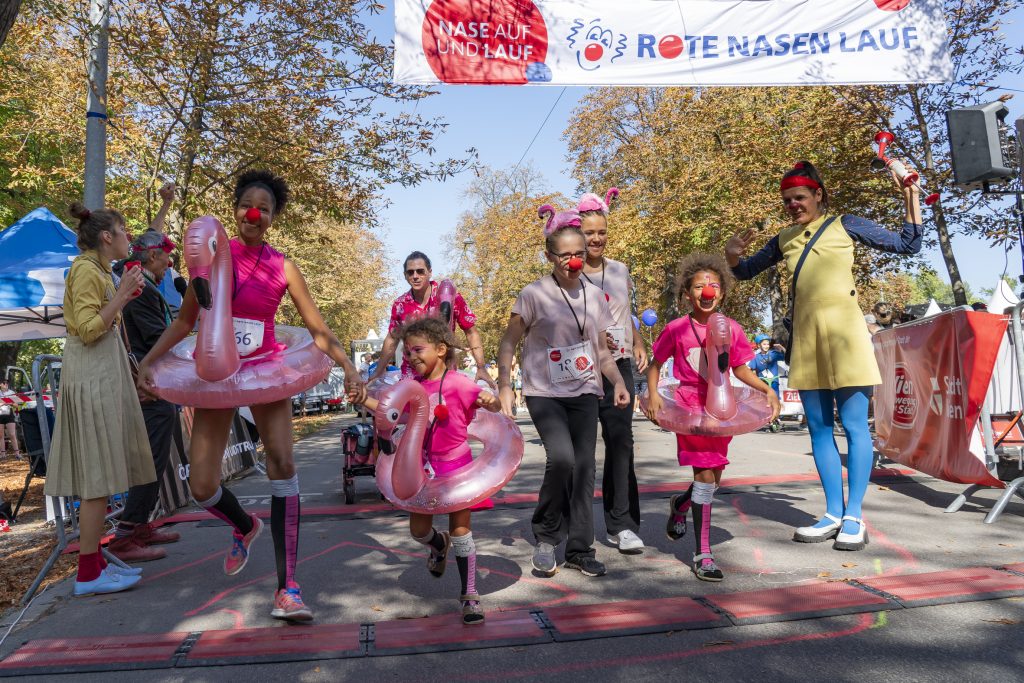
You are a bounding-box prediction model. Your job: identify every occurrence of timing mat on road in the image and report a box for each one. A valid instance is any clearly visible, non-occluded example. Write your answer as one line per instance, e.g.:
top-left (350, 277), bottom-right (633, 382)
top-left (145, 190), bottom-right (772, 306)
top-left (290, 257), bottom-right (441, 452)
top-left (3, 564), bottom-right (1023, 676)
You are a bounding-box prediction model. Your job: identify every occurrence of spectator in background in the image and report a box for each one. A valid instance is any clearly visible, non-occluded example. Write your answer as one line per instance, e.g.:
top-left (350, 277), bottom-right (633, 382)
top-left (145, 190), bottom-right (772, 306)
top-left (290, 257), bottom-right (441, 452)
top-left (0, 380), bottom-right (21, 460)
top-left (109, 185), bottom-right (183, 563)
top-left (486, 361), bottom-right (499, 384)
top-left (748, 334), bottom-right (785, 398)
top-left (864, 314), bottom-right (881, 336)
top-left (47, 202), bottom-right (153, 596)
top-left (872, 302), bottom-right (894, 330)
top-left (971, 302), bottom-right (989, 312)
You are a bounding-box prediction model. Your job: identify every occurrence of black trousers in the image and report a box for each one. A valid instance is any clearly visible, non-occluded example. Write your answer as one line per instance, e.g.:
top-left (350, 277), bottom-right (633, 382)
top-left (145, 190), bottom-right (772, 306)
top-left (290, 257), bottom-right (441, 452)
top-left (121, 399), bottom-right (177, 524)
top-left (599, 358), bottom-right (640, 534)
top-left (526, 394), bottom-right (599, 562)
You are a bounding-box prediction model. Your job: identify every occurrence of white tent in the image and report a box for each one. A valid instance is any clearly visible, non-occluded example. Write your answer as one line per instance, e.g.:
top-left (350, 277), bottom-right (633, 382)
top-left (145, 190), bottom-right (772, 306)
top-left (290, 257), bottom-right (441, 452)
top-left (924, 298), bottom-right (943, 317)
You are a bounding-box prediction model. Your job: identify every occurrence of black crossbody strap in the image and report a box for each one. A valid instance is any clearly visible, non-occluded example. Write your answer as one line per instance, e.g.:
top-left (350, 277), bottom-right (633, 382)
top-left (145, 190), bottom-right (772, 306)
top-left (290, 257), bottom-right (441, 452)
top-left (789, 215), bottom-right (839, 304)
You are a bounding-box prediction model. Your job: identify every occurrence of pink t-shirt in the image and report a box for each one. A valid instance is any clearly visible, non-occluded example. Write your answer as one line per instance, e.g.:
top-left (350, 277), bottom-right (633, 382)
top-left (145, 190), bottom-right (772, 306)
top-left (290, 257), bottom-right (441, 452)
top-left (512, 275), bottom-right (615, 398)
top-left (652, 314), bottom-right (755, 409)
top-left (419, 371), bottom-right (484, 457)
top-left (229, 239), bottom-right (288, 355)
top-left (581, 258), bottom-right (634, 360)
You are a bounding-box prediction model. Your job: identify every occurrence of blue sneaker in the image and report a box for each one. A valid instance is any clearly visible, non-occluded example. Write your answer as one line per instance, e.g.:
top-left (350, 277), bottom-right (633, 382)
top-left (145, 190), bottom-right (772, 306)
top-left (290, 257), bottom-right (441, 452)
top-left (74, 567), bottom-right (140, 597)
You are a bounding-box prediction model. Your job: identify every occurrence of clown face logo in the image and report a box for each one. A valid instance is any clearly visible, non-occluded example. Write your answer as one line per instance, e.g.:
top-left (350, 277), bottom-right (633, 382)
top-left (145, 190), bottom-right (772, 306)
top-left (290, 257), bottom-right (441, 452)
top-left (567, 18), bottom-right (626, 71)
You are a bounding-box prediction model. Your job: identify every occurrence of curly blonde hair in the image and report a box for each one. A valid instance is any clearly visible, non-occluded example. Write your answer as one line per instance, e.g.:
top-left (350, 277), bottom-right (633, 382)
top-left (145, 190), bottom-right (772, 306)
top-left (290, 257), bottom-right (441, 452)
top-left (673, 253), bottom-right (735, 303)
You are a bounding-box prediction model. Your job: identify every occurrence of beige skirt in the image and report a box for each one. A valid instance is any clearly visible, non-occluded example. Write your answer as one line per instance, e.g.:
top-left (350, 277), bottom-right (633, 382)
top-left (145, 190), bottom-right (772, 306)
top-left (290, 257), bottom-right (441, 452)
top-left (44, 331), bottom-right (156, 499)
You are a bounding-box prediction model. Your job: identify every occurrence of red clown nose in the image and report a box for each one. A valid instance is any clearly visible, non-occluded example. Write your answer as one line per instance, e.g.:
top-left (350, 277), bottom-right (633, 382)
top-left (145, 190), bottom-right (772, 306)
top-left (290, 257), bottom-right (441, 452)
top-left (434, 404), bottom-right (449, 421)
top-left (701, 286), bottom-right (717, 300)
top-left (567, 257), bottom-right (584, 272)
top-left (244, 207), bottom-right (261, 223)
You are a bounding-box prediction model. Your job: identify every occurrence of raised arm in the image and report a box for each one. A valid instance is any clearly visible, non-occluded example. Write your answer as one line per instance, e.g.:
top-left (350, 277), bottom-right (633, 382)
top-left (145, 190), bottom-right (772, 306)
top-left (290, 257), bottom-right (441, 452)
top-left (727, 229), bottom-right (783, 281)
top-left (148, 182), bottom-right (175, 234)
top-left (840, 215), bottom-right (922, 255)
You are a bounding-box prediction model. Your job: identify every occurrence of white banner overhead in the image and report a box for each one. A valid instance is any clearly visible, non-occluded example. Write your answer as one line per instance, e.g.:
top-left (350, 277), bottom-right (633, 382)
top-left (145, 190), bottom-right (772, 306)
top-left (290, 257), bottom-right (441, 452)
top-left (394, 0), bottom-right (953, 87)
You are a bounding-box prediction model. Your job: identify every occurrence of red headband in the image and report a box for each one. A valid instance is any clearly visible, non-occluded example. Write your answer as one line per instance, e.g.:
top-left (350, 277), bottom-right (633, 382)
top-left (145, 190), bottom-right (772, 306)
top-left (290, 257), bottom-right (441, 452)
top-left (780, 175), bottom-right (821, 192)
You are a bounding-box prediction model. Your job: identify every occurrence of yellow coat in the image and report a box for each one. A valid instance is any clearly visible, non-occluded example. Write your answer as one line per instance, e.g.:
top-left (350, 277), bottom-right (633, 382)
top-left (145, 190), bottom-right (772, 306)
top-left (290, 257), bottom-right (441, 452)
top-left (781, 215), bottom-right (881, 390)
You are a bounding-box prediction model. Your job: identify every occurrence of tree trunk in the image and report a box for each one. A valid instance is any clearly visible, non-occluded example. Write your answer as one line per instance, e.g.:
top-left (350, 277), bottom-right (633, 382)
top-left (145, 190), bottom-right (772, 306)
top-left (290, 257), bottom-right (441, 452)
top-left (768, 264), bottom-right (787, 341)
top-left (0, 0), bottom-right (21, 49)
top-left (931, 203), bottom-right (969, 306)
top-left (907, 86), bottom-right (968, 306)
top-left (0, 342), bottom-right (22, 375)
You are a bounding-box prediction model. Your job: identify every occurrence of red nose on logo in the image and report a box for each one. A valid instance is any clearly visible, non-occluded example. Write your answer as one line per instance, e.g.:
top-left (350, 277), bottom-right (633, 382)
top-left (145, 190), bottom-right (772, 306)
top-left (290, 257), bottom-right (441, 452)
top-left (584, 43), bottom-right (603, 61)
top-left (245, 207), bottom-right (261, 223)
top-left (873, 0), bottom-right (910, 10)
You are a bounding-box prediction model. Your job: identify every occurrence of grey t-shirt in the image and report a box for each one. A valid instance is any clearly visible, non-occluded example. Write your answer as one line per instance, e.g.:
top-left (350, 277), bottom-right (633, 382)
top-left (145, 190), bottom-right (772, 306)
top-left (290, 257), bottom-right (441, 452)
top-left (512, 275), bottom-right (614, 398)
top-left (582, 257), bottom-right (634, 361)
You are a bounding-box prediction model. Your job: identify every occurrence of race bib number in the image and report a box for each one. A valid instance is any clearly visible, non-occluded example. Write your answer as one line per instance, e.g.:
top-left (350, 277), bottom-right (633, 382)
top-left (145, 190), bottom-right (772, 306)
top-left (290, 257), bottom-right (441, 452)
top-left (548, 341), bottom-right (595, 384)
top-left (607, 326), bottom-right (627, 357)
top-left (232, 317), bottom-right (264, 357)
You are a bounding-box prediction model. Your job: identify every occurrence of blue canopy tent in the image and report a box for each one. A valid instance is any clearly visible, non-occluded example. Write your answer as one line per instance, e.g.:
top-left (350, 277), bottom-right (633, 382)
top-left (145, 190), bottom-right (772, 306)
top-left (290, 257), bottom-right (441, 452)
top-left (0, 207), bottom-right (78, 341)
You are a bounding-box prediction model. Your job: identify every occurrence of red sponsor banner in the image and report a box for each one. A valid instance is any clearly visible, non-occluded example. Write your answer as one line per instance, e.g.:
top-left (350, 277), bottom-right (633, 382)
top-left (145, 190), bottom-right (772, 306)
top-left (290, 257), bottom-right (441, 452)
top-left (873, 309), bottom-right (1006, 487)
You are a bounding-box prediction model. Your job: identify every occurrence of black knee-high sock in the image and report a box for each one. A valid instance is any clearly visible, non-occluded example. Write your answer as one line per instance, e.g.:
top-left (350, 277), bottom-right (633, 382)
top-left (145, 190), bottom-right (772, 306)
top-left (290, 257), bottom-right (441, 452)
top-left (199, 487), bottom-right (253, 536)
top-left (673, 485), bottom-right (693, 514)
top-left (271, 495), bottom-right (300, 590)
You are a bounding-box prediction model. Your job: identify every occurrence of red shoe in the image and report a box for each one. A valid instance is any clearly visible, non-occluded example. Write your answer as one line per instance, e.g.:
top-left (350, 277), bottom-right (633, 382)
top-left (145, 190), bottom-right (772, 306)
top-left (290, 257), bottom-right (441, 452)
top-left (109, 536), bottom-right (167, 563)
top-left (224, 514), bottom-right (263, 576)
top-left (133, 522), bottom-right (180, 545)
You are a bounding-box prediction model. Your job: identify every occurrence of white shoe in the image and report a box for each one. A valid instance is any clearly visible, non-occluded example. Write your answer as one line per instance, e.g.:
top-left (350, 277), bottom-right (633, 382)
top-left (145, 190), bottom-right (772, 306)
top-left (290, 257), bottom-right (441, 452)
top-left (833, 516), bottom-right (869, 551)
top-left (608, 529), bottom-right (645, 554)
top-left (74, 567), bottom-right (141, 597)
top-left (105, 562), bottom-right (144, 577)
top-left (793, 513), bottom-right (842, 543)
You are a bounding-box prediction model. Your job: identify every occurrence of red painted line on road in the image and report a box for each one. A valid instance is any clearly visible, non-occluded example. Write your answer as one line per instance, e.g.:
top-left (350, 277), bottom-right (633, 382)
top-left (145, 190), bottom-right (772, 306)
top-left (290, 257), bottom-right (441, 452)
top-left (858, 567), bottom-right (1024, 604)
top-left (142, 549), bottom-right (223, 584)
top-left (864, 521), bottom-right (920, 576)
top-left (452, 612), bottom-right (876, 681)
top-left (152, 468), bottom-right (918, 526)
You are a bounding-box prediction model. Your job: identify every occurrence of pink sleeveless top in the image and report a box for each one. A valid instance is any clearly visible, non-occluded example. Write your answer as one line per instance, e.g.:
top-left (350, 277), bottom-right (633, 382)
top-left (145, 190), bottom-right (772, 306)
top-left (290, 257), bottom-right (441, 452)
top-left (230, 238), bottom-right (288, 355)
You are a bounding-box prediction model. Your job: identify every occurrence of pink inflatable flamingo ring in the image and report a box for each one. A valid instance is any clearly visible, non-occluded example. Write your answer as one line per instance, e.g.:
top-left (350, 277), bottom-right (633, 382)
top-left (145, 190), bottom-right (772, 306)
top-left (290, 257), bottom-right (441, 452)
top-left (641, 312), bottom-right (772, 436)
top-left (426, 278), bottom-right (458, 330)
top-left (373, 378), bottom-right (524, 514)
top-left (148, 216), bottom-right (333, 409)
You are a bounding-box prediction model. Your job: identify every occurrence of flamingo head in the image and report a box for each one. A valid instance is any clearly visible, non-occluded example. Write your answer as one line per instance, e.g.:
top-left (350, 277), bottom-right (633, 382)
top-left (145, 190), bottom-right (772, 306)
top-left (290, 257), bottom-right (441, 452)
top-left (575, 187), bottom-right (619, 215)
top-left (183, 216), bottom-right (228, 309)
top-left (373, 379), bottom-right (427, 455)
top-left (706, 312), bottom-right (732, 372)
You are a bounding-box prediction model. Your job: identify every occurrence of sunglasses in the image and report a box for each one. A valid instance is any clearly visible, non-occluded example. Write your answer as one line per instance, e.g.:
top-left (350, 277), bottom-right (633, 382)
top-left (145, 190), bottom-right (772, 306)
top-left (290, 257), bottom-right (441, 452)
top-left (405, 268), bottom-right (428, 276)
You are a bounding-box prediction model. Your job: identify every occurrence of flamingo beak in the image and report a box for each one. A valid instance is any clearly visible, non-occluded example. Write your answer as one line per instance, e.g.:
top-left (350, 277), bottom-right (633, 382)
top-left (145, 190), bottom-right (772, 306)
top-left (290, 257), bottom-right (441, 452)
top-left (193, 277), bottom-right (212, 309)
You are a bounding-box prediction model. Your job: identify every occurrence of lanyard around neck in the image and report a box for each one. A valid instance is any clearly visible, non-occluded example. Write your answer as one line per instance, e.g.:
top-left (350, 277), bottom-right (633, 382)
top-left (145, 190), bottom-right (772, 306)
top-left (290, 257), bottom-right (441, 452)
top-left (580, 258), bottom-right (605, 291)
top-left (552, 275), bottom-right (587, 340)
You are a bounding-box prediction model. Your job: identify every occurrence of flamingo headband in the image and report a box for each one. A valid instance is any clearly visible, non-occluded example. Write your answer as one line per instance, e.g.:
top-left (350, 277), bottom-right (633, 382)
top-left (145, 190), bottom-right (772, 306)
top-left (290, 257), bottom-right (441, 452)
top-left (575, 187), bottom-right (619, 215)
top-left (538, 204), bottom-right (582, 236)
top-left (780, 162), bottom-right (821, 192)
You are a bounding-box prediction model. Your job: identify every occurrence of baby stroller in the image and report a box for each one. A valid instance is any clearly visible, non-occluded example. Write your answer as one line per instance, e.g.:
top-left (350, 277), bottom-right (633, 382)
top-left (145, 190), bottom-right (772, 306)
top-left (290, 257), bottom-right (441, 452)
top-left (341, 422), bottom-right (377, 504)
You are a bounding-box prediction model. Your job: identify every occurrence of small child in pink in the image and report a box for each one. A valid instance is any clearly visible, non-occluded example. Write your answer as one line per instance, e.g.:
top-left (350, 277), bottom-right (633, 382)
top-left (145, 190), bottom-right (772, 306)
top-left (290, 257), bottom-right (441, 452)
top-left (645, 254), bottom-right (780, 582)
top-left (352, 316), bottom-right (499, 625)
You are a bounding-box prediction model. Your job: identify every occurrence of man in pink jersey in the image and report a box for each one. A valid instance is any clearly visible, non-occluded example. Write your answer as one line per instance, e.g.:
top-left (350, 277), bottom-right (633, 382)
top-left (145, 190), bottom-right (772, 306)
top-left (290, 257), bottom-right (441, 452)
top-left (369, 251), bottom-right (493, 387)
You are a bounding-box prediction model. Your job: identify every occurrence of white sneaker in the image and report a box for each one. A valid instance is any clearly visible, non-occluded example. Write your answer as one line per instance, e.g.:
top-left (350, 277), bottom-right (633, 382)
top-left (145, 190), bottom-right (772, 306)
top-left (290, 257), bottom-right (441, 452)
top-left (793, 513), bottom-right (842, 543)
top-left (608, 529), bottom-right (645, 554)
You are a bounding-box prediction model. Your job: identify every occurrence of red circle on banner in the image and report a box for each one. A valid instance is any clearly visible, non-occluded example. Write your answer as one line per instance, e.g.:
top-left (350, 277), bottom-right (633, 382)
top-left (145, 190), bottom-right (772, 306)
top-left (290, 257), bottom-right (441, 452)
top-left (584, 43), bottom-right (603, 62)
top-left (421, 0), bottom-right (549, 84)
top-left (658, 35), bottom-right (684, 59)
top-left (873, 0), bottom-right (910, 10)
top-left (549, 350), bottom-right (561, 362)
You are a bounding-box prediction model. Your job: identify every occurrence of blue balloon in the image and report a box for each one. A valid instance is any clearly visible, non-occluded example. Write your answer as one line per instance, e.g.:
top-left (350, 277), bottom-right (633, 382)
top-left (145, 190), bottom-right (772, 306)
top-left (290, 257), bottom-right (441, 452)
top-left (631, 314), bottom-right (640, 330)
top-left (641, 308), bottom-right (658, 327)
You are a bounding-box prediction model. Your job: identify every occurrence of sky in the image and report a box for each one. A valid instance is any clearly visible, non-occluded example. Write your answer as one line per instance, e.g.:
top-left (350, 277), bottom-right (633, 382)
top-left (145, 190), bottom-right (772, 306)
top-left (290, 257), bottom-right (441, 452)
top-left (362, 5), bottom-right (1024, 332)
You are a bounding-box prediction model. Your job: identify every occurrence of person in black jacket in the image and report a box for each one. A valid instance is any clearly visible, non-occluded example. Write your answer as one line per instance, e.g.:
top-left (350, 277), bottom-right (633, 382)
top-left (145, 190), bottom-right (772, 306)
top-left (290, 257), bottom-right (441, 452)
top-left (110, 182), bottom-right (183, 562)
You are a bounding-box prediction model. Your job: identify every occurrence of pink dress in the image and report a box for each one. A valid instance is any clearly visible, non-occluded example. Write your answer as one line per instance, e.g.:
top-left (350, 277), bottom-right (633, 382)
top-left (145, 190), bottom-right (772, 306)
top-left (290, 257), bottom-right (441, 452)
top-left (651, 314), bottom-right (755, 469)
top-left (229, 239), bottom-right (289, 356)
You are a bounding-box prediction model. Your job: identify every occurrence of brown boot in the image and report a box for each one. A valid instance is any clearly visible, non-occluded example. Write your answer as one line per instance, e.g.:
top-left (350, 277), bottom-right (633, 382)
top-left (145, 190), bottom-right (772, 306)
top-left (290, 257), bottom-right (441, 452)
top-left (109, 536), bottom-right (167, 563)
top-left (133, 522), bottom-right (180, 545)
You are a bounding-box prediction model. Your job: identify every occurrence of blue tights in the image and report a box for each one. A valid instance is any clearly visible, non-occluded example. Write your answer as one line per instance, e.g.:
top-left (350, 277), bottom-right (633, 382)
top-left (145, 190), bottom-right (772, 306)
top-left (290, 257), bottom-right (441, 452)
top-left (800, 387), bottom-right (873, 534)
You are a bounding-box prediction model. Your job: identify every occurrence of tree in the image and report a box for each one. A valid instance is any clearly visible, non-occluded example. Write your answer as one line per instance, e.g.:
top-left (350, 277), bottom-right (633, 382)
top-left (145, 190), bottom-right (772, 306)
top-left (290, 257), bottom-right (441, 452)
top-left (834, 0), bottom-right (1024, 306)
top-left (444, 167), bottom-right (566, 359)
top-left (564, 86), bottom-right (923, 338)
top-left (0, 0), bottom-right (20, 49)
top-left (908, 267), bottom-right (975, 305)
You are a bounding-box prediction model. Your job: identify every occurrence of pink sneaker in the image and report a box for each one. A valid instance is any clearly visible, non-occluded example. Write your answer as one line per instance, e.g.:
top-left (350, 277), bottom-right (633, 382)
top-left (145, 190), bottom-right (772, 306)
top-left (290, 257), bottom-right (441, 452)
top-left (271, 583), bottom-right (314, 622)
top-left (224, 514), bottom-right (263, 576)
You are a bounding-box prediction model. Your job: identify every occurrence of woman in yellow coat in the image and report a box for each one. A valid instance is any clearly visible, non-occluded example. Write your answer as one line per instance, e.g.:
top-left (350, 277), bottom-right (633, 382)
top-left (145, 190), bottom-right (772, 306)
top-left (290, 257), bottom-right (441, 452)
top-left (726, 161), bottom-right (922, 551)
